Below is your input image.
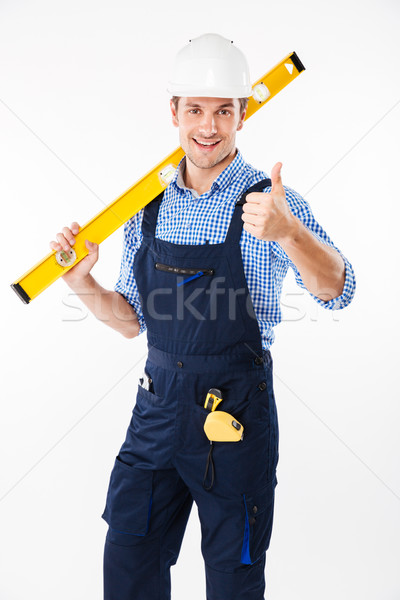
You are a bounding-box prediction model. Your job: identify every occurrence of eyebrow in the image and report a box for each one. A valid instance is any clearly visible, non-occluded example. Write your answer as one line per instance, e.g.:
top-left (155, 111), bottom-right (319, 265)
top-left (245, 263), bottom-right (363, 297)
top-left (183, 102), bottom-right (236, 109)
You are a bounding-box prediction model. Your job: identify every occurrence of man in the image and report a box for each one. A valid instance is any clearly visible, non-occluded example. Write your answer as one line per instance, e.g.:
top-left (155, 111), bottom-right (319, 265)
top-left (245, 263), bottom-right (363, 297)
top-left (50, 34), bottom-right (355, 600)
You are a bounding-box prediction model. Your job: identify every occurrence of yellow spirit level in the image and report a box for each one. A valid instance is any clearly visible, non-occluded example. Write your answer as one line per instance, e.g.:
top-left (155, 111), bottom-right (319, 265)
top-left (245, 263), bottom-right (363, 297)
top-left (11, 52), bottom-right (305, 304)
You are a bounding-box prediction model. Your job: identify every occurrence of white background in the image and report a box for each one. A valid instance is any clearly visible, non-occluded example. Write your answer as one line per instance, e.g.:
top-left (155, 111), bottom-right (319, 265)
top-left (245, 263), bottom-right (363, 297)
top-left (1, 0), bottom-right (399, 598)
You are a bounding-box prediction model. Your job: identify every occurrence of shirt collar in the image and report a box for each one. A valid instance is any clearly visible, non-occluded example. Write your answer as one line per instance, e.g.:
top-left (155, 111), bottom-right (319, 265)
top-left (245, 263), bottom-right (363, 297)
top-left (174, 157), bottom-right (200, 198)
top-left (212, 149), bottom-right (246, 193)
top-left (171, 149), bottom-right (246, 198)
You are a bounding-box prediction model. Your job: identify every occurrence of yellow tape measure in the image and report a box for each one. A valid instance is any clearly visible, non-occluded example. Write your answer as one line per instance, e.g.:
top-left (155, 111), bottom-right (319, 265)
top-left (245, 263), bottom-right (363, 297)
top-left (11, 52), bottom-right (305, 304)
top-left (203, 387), bottom-right (245, 442)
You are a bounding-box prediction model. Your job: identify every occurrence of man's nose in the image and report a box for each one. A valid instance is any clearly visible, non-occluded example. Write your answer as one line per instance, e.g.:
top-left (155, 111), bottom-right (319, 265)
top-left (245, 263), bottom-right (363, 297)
top-left (198, 113), bottom-right (217, 136)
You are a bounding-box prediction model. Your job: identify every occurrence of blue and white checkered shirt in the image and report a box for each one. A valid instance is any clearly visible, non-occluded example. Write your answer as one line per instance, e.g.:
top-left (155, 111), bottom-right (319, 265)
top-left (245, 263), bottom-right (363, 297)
top-left (114, 150), bottom-right (356, 350)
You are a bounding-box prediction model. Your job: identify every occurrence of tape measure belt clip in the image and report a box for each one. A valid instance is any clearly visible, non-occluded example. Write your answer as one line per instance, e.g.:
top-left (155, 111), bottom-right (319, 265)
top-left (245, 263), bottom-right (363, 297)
top-left (203, 388), bottom-right (223, 412)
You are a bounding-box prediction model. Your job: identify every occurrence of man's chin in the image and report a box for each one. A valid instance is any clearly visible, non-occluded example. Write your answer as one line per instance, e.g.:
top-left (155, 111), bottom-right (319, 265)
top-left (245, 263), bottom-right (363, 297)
top-left (186, 149), bottom-right (229, 170)
top-left (186, 156), bottom-right (220, 169)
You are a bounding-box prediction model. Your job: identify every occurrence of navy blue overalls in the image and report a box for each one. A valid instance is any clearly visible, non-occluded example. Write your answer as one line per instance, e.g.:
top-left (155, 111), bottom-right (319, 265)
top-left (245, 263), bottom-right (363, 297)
top-left (102, 178), bottom-right (279, 600)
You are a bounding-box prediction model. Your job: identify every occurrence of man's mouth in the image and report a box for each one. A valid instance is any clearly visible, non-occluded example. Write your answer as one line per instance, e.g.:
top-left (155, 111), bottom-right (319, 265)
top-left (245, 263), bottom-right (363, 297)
top-left (193, 138), bottom-right (221, 150)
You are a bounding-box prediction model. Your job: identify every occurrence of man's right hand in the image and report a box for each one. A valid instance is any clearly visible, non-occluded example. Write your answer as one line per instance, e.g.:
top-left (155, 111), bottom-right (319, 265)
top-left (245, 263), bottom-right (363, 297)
top-left (49, 221), bottom-right (139, 338)
top-left (49, 222), bottom-right (99, 284)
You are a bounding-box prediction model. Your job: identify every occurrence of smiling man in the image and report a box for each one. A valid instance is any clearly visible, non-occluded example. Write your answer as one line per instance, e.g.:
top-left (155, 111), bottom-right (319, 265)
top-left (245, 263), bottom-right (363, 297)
top-left (171, 97), bottom-right (246, 180)
top-left (50, 33), bottom-right (356, 600)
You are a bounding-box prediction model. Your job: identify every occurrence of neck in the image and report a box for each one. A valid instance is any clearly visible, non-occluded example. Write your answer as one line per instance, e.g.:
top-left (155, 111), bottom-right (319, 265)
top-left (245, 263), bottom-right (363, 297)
top-left (183, 148), bottom-right (237, 196)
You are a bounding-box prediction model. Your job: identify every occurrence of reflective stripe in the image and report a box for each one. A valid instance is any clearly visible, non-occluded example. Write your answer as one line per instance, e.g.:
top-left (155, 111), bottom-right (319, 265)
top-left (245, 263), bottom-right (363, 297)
top-left (241, 494), bottom-right (252, 565)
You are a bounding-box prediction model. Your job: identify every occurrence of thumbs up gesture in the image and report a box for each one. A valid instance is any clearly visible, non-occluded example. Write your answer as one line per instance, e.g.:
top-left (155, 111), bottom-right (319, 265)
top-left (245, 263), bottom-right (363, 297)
top-left (242, 163), bottom-right (297, 243)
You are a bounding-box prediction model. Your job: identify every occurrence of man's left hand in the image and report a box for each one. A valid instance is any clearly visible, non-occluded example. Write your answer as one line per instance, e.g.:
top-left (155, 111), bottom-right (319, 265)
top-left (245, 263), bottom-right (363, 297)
top-left (242, 162), bottom-right (297, 243)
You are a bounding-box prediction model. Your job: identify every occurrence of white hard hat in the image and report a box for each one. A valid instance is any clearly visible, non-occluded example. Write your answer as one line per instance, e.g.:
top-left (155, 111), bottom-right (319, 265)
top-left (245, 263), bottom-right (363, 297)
top-left (167, 33), bottom-right (252, 98)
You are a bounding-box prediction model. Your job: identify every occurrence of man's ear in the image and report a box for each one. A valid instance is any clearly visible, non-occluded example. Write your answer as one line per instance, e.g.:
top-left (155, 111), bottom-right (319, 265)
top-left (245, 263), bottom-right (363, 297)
top-left (236, 108), bottom-right (247, 132)
top-left (170, 100), bottom-right (179, 128)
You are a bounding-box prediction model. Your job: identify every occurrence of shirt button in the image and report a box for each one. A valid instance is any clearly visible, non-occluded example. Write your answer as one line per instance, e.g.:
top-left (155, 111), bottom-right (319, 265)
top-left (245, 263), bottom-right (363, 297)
top-left (248, 517), bottom-right (256, 526)
top-left (258, 382), bottom-right (267, 391)
top-left (254, 356), bottom-right (263, 365)
top-left (252, 506), bottom-right (258, 514)
top-left (177, 361), bottom-right (183, 368)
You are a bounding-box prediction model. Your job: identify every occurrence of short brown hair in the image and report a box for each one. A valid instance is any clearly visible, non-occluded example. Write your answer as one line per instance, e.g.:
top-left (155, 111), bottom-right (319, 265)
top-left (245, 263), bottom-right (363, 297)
top-left (171, 96), bottom-right (249, 114)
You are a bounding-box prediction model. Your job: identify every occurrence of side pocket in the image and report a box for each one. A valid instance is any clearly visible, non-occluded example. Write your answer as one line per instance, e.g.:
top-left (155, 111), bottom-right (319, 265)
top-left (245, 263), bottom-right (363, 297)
top-left (240, 474), bottom-right (278, 565)
top-left (102, 456), bottom-right (153, 538)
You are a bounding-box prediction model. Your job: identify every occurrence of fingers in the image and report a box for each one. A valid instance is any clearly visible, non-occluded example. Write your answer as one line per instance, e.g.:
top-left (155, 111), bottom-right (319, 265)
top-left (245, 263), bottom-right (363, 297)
top-left (70, 222), bottom-right (80, 235)
top-left (243, 192), bottom-right (272, 219)
top-left (53, 229), bottom-right (74, 252)
top-left (49, 222), bottom-right (81, 252)
top-left (243, 221), bottom-right (258, 236)
top-left (243, 192), bottom-right (266, 205)
top-left (241, 211), bottom-right (263, 226)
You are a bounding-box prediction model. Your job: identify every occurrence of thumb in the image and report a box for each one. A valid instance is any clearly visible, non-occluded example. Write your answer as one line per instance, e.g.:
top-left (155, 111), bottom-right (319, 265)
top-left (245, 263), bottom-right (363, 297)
top-left (85, 239), bottom-right (98, 253)
top-left (271, 162), bottom-right (283, 191)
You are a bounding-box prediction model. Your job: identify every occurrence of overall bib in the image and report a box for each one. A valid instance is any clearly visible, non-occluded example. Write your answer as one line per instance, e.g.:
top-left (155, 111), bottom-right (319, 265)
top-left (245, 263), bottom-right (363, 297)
top-left (102, 179), bottom-right (279, 600)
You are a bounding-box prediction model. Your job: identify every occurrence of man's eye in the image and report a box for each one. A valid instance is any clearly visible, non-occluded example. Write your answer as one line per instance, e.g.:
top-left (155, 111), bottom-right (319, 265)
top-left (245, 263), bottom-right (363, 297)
top-left (189, 109), bottom-right (200, 114)
top-left (219, 110), bottom-right (230, 116)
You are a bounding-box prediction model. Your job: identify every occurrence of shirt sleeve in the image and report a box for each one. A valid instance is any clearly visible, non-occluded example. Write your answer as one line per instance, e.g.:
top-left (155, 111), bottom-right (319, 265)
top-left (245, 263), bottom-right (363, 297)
top-left (114, 210), bottom-right (147, 334)
top-left (271, 186), bottom-right (356, 310)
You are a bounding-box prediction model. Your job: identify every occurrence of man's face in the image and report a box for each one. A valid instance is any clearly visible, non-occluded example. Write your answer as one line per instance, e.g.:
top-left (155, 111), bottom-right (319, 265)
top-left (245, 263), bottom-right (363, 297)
top-left (170, 97), bottom-right (246, 170)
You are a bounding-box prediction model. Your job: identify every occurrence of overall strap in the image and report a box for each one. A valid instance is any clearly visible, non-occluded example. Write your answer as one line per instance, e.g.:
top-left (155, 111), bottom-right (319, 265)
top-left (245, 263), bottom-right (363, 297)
top-left (141, 191), bottom-right (165, 238)
top-left (225, 178), bottom-right (272, 244)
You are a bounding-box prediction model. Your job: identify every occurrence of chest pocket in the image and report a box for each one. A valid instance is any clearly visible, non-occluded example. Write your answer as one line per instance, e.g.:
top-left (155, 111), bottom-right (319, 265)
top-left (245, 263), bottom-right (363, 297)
top-left (155, 262), bottom-right (215, 285)
top-left (146, 256), bottom-right (247, 344)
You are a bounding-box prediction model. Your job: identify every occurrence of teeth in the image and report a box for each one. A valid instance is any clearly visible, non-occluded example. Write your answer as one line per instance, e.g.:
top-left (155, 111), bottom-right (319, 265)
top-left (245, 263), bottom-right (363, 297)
top-left (195, 140), bottom-right (219, 146)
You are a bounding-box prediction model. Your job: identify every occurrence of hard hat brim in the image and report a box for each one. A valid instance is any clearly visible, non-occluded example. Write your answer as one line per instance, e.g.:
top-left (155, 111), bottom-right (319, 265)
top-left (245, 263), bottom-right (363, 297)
top-left (167, 84), bottom-right (252, 98)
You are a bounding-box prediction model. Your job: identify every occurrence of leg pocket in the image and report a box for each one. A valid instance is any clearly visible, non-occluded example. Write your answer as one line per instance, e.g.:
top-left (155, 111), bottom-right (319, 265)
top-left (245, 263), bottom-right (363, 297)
top-left (241, 474), bottom-right (277, 565)
top-left (102, 456), bottom-right (153, 538)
